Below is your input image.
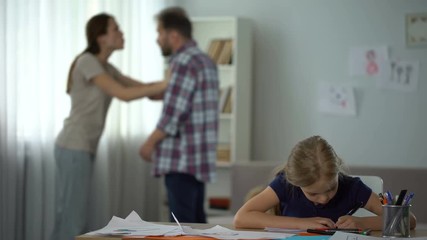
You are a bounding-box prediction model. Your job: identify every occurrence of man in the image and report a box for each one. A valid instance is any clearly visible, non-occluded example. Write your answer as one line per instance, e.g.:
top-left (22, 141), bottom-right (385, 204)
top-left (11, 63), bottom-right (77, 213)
top-left (140, 7), bottom-right (219, 223)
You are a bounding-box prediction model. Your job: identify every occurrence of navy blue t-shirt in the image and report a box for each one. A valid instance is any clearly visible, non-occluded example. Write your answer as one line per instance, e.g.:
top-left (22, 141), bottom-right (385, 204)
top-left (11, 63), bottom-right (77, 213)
top-left (269, 173), bottom-right (372, 222)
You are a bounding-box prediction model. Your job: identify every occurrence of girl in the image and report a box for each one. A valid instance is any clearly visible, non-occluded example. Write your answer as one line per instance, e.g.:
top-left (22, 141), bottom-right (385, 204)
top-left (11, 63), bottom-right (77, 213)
top-left (233, 136), bottom-right (417, 230)
top-left (51, 13), bottom-right (168, 240)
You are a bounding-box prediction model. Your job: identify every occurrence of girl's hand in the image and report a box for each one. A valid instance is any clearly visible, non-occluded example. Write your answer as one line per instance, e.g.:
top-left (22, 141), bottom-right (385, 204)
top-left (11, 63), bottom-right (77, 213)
top-left (335, 215), bottom-right (362, 229)
top-left (300, 217), bottom-right (335, 229)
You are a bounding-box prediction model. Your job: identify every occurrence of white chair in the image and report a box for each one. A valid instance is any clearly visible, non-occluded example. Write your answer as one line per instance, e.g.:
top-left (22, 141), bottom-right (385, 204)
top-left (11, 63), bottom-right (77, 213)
top-left (352, 175), bottom-right (384, 217)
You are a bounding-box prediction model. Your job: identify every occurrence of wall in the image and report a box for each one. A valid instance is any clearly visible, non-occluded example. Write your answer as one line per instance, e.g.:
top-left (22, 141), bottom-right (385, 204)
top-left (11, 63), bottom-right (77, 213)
top-left (178, 0), bottom-right (427, 168)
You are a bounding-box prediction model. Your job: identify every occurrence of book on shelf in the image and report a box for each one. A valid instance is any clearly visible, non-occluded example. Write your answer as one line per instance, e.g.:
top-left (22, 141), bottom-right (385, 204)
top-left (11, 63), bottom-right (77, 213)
top-left (217, 144), bottom-right (231, 162)
top-left (217, 39), bottom-right (233, 65)
top-left (222, 88), bottom-right (232, 114)
top-left (207, 39), bottom-right (224, 63)
top-left (218, 86), bottom-right (231, 113)
top-left (206, 38), bottom-right (233, 64)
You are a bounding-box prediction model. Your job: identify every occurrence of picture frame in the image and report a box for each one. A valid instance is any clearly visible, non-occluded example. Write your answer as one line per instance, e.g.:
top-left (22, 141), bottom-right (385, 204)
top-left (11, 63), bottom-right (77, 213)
top-left (406, 12), bottom-right (427, 47)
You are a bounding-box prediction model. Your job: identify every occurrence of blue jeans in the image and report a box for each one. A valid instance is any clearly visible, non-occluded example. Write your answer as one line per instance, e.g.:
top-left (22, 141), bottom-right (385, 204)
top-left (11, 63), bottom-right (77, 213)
top-left (50, 146), bottom-right (94, 240)
top-left (165, 173), bottom-right (206, 223)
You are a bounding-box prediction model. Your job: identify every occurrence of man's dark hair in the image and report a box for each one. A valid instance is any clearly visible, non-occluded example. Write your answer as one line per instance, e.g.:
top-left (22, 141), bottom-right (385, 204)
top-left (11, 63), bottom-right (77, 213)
top-left (156, 7), bottom-right (192, 39)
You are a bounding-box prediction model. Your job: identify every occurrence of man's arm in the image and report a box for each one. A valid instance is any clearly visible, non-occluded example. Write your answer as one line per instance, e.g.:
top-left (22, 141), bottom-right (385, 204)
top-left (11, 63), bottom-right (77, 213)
top-left (140, 64), bottom-right (193, 161)
top-left (139, 128), bottom-right (167, 162)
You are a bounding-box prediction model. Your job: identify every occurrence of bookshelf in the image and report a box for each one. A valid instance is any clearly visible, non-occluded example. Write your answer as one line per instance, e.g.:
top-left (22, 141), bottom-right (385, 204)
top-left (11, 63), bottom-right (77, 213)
top-left (195, 17), bottom-right (253, 222)
top-left (158, 17), bottom-right (253, 222)
top-left (192, 17), bottom-right (252, 166)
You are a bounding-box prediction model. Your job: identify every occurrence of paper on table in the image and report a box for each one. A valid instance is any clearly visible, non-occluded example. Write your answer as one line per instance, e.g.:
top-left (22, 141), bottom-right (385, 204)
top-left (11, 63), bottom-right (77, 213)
top-left (287, 236), bottom-right (331, 240)
top-left (330, 231), bottom-right (427, 240)
top-left (265, 227), bottom-right (306, 233)
top-left (125, 225), bottom-right (295, 240)
top-left (86, 211), bottom-right (294, 239)
top-left (86, 211), bottom-right (180, 236)
top-left (189, 225), bottom-right (294, 239)
top-left (171, 212), bottom-right (295, 239)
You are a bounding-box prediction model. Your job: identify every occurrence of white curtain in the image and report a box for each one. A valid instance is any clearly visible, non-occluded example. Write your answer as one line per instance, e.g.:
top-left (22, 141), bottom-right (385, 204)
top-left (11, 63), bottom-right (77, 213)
top-left (0, 1), bottom-right (174, 240)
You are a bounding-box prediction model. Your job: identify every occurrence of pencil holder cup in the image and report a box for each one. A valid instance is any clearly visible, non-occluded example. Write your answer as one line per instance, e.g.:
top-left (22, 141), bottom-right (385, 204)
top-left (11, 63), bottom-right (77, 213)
top-left (382, 205), bottom-right (411, 238)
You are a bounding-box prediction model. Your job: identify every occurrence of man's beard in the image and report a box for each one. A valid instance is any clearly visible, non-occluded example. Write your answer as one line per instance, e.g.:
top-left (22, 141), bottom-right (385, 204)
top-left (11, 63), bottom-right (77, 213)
top-left (161, 46), bottom-right (172, 56)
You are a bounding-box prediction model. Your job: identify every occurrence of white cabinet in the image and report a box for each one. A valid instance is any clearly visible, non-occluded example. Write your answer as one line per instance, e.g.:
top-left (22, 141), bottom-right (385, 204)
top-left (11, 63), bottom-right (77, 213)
top-left (192, 17), bottom-right (253, 166)
top-left (192, 17), bottom-right (253, 221)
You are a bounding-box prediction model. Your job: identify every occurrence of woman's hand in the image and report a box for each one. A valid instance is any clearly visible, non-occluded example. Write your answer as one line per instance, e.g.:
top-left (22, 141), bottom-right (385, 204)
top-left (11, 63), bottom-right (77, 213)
top-left (148, 69), bottom-right (171, 100)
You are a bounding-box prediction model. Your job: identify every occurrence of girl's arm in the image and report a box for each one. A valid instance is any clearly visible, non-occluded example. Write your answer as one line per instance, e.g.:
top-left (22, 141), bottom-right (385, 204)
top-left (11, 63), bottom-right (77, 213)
top-left (336, 192), bottom-right (417, 230)
top-left (233, 187), bottom-right (335, 229)
top-left (92, 73), bottom-right (167, 101)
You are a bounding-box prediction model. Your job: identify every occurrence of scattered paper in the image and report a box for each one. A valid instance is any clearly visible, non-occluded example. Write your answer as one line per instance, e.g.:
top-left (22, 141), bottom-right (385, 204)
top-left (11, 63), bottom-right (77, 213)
top-left (265, 227), bottom-right (305, 233)
top-left (330, 231), bottom-right (427, 240)
top-left (186, 225), bottom-right (293, 239)
top-left (173, 212), bottom-right (294, 239)
top-left (85, 211), bottom-right (294, 239)
top-left (86, 211), bottom-right (180, 236)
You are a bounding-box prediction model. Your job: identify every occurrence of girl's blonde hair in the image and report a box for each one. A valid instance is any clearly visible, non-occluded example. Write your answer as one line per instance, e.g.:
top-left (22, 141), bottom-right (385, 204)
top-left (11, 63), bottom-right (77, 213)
top-left (283, 135), bottom-right (345, 187)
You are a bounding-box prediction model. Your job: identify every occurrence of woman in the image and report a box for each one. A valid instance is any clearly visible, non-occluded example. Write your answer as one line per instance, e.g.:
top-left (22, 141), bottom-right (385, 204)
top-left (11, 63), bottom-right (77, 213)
top-left (51, 13), bottom-right (167, 240)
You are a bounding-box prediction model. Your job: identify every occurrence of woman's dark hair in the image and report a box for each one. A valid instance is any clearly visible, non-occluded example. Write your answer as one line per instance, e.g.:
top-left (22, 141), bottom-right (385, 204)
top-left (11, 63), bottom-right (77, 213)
top-left (156, 7), bottom-right (192, 39)
top-left (66, 13), bottom-right (112, 93)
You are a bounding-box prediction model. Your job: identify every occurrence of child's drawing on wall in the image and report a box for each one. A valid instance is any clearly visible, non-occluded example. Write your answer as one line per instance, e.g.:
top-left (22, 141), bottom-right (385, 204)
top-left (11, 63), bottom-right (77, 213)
top-left (365, 49), bottom-right (379, 76)
top-left (318, 82), bottom-right (356, 116)
top-left (349, 46), bottom-right (388, 77)
top-left (377, 60), bottom-right (419, 92)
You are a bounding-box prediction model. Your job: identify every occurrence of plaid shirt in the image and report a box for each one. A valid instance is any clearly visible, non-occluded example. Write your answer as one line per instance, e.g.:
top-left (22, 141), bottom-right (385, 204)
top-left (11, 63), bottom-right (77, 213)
top-left (153, 40), bottom-right (219, 183)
